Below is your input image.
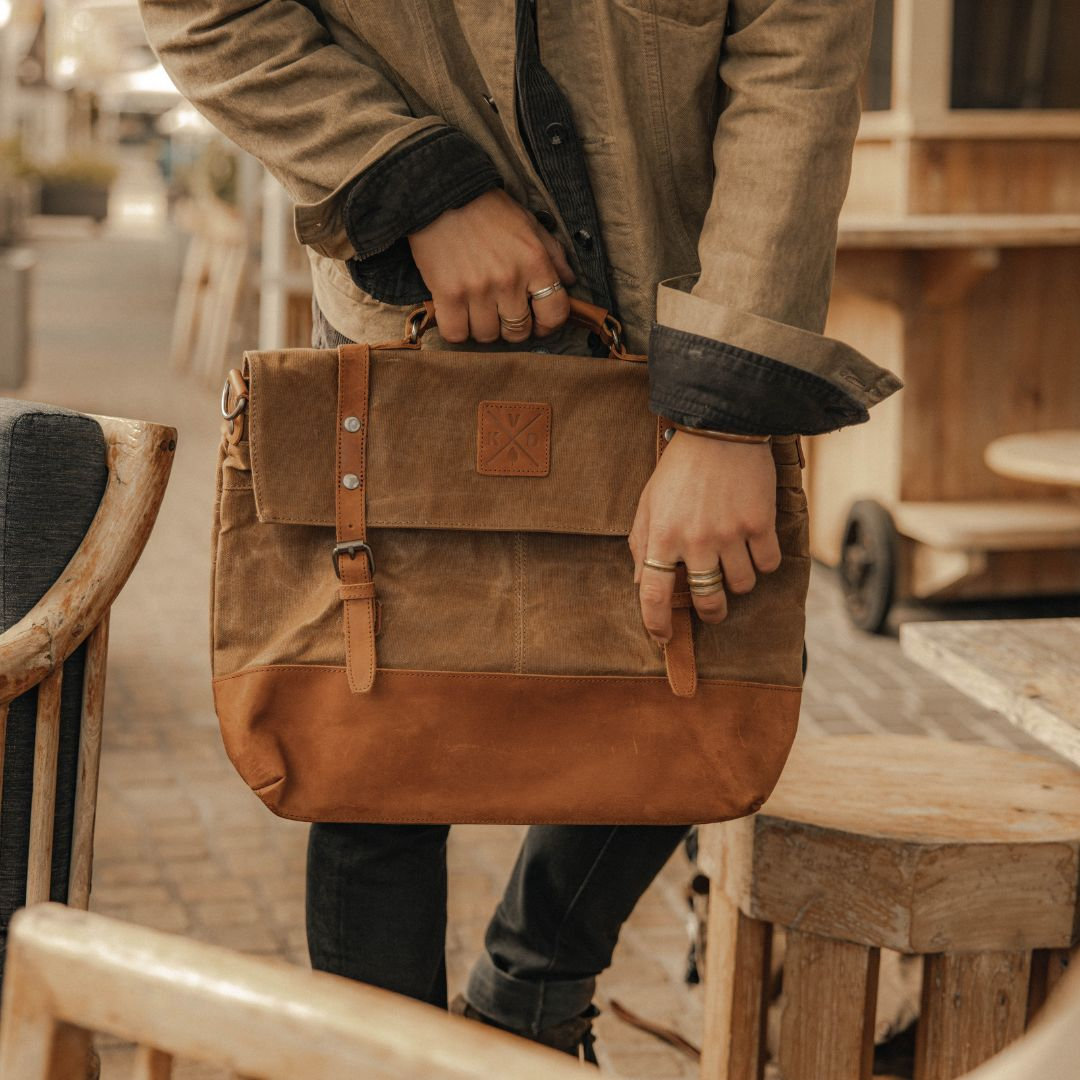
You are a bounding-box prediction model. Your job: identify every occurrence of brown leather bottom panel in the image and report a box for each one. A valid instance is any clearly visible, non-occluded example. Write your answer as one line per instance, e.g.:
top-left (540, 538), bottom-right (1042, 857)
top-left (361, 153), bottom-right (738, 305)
top-left (213, 666), bottom-right (801, 825)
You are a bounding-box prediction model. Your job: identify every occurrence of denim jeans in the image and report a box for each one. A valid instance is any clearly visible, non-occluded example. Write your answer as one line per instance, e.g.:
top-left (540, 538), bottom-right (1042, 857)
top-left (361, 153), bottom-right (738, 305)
top-left (307, 298), bottom-right (691, 1032)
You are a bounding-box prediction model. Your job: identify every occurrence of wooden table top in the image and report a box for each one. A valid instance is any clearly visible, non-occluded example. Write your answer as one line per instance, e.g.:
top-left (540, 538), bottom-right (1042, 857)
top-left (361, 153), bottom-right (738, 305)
top-left (985, 430), bottom-right (1080, 488)
top-left (900, 618), bottom-right (1080, 768)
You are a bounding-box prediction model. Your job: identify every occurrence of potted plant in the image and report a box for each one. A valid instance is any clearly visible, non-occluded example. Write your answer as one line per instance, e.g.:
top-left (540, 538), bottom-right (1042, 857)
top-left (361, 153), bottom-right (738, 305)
top-left (34, 153), bottom-right (118, 223)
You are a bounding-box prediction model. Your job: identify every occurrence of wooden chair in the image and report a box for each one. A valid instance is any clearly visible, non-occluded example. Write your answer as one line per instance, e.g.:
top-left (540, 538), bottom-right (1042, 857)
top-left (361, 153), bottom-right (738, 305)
top-left (0, 904), bottom-right (596, 1079)
top-left (0, 415), bottom-right (175, 914)
top-left (698, 735), bottom-right (1080, 1080)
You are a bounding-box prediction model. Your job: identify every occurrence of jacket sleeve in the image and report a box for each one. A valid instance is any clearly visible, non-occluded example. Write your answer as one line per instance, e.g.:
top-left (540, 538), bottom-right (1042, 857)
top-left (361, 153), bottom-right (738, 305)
top-left (647, 0), bottom-right (902, 437)
top-left (138, 0), bottom-right (502, 263)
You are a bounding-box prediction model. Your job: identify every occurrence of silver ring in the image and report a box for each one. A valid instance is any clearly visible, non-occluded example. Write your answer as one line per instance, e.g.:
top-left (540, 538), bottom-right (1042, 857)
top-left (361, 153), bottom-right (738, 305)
top-left (499, 310), bottom-right (532, 329)
top-left (528, 281), bottom-right (564, 302)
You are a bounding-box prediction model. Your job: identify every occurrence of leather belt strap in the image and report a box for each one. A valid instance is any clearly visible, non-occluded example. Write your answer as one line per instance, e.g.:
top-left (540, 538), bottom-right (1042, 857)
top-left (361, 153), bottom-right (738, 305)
top-left (336, 344), bottom-right (377, 694)
top-left (656, 418), bottom-right (697, 699)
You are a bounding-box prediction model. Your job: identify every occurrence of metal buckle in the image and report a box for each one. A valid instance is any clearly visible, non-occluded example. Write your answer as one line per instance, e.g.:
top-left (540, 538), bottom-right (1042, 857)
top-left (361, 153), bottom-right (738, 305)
top-left (332, 541), bottom-right (376, 580)
top-left (220, 375), bottom-right (248, 434)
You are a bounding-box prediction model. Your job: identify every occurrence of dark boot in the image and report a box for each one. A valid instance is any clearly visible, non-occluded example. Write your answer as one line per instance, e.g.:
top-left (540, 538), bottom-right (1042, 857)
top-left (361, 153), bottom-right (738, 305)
top-left (449, 993), bottom-right (599, 1066)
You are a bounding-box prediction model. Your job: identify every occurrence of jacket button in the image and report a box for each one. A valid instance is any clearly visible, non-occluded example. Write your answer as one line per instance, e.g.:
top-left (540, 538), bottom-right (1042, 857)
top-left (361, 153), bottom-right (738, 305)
top-left (546, 121), bottom-right (568, 146)
top-left (533, 209), bottom-right (557, 232)
top-left (573, 228), bottom-right (594, 250)
top-left (482, 93), bottom-right (498, 113)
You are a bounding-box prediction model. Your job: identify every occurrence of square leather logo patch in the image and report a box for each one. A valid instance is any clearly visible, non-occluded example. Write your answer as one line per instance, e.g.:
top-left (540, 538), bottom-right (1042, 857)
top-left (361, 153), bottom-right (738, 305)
top-left (477, 401), bottom-right (551, 477)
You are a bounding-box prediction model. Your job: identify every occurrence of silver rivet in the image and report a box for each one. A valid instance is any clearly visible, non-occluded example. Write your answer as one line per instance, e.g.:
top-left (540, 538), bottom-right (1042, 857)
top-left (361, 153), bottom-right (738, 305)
top-left (663, 427), bottom-right (676, 442)
top-left (342, 473), bottom-right (360, 490)
top-left (343, 416), bottom-right (361, 432)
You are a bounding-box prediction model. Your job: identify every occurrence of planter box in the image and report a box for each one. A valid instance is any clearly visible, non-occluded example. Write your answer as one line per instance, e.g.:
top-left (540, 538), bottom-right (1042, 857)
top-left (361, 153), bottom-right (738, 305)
top-left (39, 181), bottom-right (110, 222)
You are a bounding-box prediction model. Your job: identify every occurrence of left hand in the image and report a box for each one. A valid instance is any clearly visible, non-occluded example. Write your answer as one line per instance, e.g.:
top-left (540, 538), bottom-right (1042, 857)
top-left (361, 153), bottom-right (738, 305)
top-left (628, 432), bottom-right (782, 644)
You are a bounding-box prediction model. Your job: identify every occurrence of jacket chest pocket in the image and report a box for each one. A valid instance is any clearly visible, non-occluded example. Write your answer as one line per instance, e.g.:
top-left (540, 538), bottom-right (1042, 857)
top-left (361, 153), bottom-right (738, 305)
top-left (615, 0), bottom-right (727, 28)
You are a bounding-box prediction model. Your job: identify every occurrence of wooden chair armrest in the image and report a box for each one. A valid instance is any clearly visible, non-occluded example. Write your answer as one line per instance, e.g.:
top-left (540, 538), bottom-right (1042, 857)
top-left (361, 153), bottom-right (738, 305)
top-left (0, 904), bottom-right (593, 1079)
top-left (0, 415), bottom-right (176, 703)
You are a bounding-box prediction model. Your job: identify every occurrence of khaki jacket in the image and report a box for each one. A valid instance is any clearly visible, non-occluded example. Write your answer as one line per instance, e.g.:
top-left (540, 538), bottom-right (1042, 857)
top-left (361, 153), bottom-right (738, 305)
top-left (140, 0), bottom-right (901, 432)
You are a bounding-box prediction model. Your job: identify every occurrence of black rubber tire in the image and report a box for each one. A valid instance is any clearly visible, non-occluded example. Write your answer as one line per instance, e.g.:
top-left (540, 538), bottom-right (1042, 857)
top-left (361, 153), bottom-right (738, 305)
top-left (839, 499), bottom-right (899, 634)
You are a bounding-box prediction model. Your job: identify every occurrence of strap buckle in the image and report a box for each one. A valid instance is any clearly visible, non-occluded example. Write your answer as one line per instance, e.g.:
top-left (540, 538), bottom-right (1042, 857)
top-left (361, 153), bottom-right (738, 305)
top-left (332, 541), bottom-right (376, 580)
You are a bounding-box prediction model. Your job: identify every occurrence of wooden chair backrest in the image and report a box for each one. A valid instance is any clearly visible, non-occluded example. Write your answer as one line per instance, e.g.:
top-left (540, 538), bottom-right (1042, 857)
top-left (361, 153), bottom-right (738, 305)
top-left (0, 415), bottom-right (175, 908)
top-left (0, 904), bottom-right (597, 1079)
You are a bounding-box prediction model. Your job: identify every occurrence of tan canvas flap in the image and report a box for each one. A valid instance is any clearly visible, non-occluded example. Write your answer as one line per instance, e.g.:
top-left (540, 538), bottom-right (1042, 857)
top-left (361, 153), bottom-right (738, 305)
top-left (246, 345), bottom-right (657, 536)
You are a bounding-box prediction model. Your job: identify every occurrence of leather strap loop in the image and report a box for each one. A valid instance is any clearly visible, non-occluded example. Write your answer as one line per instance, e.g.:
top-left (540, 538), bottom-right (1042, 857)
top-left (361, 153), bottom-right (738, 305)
top-left (336, 343), bottom-right (377, 694)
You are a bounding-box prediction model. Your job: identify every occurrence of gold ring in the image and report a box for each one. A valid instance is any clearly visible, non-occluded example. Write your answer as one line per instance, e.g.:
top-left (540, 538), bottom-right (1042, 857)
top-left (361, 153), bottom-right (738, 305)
top-left (499, 310), bottom-right (532, 329)
top-left (689, 581), bottom-right (726, 596)
top-left (687, 567), bottom-right (723, 584)
top-left (642, 557), bottom-right (679, 574)
top-left (528, 281), bottom-right (564, 302)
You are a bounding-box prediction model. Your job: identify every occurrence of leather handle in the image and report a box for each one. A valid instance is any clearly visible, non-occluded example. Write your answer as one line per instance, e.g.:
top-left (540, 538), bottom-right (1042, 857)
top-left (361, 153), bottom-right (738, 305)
top-left (400, 298), bottom-right (643, 361)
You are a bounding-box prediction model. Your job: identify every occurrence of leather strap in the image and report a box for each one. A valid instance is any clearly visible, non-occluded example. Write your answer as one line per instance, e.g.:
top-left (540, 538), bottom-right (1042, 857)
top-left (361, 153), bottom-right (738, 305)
top-left (336, 343), bottom-right (377, 694)
top-left (403, 298), bottom-right (645, 362)
top-left (655, 417), bottom-right (698, 698)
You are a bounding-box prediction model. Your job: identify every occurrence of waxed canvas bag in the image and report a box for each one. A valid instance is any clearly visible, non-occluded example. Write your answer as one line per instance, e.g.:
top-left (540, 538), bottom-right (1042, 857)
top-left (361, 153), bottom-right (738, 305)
top-left (211, 299), bottom-right (810, 825)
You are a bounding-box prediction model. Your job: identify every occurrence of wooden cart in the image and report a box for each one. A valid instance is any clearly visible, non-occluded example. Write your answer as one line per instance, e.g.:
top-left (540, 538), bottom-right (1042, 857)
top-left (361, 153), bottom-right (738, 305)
top-left (809, 0), bottom-right (1080, 630)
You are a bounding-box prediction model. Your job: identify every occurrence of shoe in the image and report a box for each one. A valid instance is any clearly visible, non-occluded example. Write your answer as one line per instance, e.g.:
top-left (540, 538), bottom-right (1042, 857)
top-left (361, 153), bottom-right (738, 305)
top-left (449, 992), bottom-right (600, 1066)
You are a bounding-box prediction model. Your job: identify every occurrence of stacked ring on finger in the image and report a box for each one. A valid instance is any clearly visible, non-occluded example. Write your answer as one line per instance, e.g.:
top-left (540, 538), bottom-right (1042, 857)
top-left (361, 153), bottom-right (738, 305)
top-left (687, 567), bottom-right (725, 596)
top-left (642, 557), bottom-right (679, 574)
top-left (499, 309), bottom-right (532, 332)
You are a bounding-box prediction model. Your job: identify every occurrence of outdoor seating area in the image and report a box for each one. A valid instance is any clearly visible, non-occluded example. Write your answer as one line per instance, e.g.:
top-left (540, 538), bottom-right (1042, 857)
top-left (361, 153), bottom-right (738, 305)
top-left (2, 0), bottom-right (1080, 1078)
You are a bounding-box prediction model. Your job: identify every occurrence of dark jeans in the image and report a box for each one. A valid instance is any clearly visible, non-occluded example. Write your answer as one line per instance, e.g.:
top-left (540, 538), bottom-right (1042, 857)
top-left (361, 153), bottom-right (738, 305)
top-left (306, 822), bottom-right (690, 1033)
top-left (307, 298), bottom-right (689, 1032)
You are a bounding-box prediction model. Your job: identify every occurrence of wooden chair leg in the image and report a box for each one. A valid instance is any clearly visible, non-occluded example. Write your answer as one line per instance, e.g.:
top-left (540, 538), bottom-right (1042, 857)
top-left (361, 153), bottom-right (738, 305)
top-left (701, 878), bottom-right (771, 1080)
top-left (916, 951), bottom-right (1031, 1080)
top-left (68, 616), bottom-right (110, 911)
top-left (132, 1045), bottom-right (173, 1079)
top-left (26, 667), bottom-right (63, 906)
top-left (778, 929), bottom-right (880, 1080)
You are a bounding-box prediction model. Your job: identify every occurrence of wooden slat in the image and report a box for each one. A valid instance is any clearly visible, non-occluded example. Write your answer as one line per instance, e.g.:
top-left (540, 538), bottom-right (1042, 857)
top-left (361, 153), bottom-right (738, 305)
top-left (67, 615), bottom-right (110, 910)
top-left (1027, 949), bottom-right (1074, 1024)
top-left (916, 951), bottom-right (1031, 1080)
top-left (132, 1044), bottom-right (173, 1080)
top-left (777, 930), bottom-right (879, 1080)
top-left (701, 880), bottom-right (771, 1080)
top-left (26, 667), bottom-right (63, 906)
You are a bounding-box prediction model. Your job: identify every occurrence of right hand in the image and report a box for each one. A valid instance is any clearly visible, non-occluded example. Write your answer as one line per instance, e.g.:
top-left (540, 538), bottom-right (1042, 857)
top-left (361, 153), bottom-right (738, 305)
top-left (406, 188), bottom-right (575, 344)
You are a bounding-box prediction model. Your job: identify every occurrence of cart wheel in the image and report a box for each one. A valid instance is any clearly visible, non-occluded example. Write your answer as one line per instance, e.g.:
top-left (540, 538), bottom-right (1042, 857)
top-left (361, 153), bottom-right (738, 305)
top-left (839, 500), bottom-right (898, 634)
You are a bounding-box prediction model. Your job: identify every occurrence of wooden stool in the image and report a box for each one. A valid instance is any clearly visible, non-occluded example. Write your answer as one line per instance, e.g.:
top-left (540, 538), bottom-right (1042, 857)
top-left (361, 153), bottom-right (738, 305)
top-left (698, 735), bottom-right (1080, 1080)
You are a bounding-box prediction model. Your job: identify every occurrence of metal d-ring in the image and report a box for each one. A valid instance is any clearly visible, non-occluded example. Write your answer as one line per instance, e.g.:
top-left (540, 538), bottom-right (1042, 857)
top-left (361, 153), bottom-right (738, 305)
top-left (220, 375), bottom-right (248, 423)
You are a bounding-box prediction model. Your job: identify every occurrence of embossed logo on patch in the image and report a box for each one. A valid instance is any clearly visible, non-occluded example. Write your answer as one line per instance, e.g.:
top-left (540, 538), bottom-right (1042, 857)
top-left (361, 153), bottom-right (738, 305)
top-left (477, 401), bottom-right (551, 477)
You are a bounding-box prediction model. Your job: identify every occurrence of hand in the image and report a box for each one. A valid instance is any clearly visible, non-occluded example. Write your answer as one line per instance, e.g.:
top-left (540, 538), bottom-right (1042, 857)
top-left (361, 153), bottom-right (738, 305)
top-left (407, 188), bottom-right (576, 344)
top-left (628, 432), bottom-right (782, 644)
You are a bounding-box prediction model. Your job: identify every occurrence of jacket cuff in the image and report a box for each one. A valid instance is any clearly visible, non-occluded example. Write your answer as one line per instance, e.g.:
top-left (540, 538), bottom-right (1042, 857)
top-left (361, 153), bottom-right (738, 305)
top-left (343, 125), bottom-right (504, 260)
top-left (649, 274), bottom-right (903, 437)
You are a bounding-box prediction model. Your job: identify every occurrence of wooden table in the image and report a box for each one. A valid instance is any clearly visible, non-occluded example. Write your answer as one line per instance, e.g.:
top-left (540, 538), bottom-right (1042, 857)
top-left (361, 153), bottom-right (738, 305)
top-left (985, 431), bottom-right (1080, 489)
top-left (900, 618), bottom-right (1080, 767)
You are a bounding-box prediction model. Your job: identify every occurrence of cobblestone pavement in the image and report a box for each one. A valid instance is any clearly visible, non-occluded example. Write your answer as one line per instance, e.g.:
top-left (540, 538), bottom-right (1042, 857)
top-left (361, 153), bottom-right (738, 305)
top-left (12, 187), bottom-right (1065, 1077)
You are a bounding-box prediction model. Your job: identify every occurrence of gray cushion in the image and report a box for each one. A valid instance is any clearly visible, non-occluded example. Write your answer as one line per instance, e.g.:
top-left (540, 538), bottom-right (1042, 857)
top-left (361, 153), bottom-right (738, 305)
top-left (0, 399), bottom-right (108, 983)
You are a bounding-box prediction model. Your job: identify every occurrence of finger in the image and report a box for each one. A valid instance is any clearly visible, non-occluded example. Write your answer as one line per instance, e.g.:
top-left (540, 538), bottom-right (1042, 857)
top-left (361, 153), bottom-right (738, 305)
top-left (527, 259), bottom-right (571, 336)
top-left (468, 294), bottom-right (501, 344)
top-left (629, 517), bottom-right (648, 585)
top-left (496, 287), bottom-right (533, 344)
top-left (748, 528), bottom-right (782, 574)
top-left (684, 553), bottom-right (728, 624)
top-left (719, 542), bottom-right (757, 595)
top-left (433, 293), bottom-right (470, 344)
top-left (639, 561), bottom-right (677, 644)
top-left (536, 229), bottom-right (576, 285)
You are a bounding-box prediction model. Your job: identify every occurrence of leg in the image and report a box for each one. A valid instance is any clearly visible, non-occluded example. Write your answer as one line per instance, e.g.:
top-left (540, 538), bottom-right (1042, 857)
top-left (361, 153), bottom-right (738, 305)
top-left (306, 822), bottom-right (451, 1008)
top-left (465, 824), bottom-right (690, 1034)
